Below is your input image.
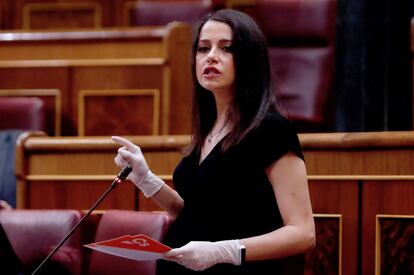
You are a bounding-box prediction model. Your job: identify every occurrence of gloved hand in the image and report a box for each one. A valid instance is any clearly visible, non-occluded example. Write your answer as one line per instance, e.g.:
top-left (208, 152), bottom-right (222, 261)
top-left (112, 136), bottom-right (164, 197)
top-left (163, 240), bottom-right (242, 271)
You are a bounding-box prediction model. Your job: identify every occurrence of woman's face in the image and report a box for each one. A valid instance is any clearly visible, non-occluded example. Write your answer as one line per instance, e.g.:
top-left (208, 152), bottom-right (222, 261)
top-left (196, 20), bottom-right (235, 98)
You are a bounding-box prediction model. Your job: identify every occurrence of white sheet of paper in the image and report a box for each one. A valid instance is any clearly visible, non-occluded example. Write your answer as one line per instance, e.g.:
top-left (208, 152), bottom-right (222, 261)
top-left (85, 244), bottom-right (163, 261)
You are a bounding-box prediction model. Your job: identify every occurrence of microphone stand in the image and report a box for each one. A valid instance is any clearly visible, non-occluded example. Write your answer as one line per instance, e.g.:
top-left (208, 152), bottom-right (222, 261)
top-left (32, 166), bottom-right (132, 275)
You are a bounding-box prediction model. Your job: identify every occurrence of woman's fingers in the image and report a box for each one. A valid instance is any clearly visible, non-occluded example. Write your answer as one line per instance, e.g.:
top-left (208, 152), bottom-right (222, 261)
top-left (114, 155), bottom-right (129, 167)
top-left (118, 147), bottom-right (135, 159)
top-left (112, 136), bottom-right (138, 152)
top-left (162, 250), bottom-right (184, 263)
top-left (164, 248), bottom-right (184, 258)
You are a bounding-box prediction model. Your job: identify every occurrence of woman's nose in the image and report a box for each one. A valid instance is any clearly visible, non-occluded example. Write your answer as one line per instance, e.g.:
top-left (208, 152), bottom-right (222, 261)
top-left (207, 48), bottom-right (219, 63)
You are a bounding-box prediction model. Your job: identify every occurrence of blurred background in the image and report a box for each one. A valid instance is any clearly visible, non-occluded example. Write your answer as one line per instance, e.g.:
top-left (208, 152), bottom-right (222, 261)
top-left (1, 1), bottom-right (414, 274)
top-left (0, 0), bottom-right (413, 135)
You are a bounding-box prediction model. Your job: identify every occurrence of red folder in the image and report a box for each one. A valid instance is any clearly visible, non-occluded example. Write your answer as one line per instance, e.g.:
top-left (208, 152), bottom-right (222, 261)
top-left (85, 234), bottom-right (172, 261)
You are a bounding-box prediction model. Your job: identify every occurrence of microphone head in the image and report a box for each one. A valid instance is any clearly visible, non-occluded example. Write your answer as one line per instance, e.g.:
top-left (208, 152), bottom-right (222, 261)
top-left (117, 165), bottom-right (132, 181)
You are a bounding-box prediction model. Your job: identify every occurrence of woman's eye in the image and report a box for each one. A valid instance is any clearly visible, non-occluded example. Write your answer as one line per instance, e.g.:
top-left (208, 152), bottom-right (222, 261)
top-left (197, 46), bottom-right (210, 53)
top-left (222, 46), bottom-right (233, 52)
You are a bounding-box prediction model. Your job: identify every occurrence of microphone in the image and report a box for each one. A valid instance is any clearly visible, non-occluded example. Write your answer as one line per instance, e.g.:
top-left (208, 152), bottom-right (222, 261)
top-left (116, 165), bottom-right (132, 181)
top-left (32, 165), bottom-right (132, 275)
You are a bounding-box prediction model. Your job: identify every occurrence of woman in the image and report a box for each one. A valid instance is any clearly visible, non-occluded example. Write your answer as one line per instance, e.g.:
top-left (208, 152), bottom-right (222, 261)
top-left (113, 9), bottom-right (315, 274)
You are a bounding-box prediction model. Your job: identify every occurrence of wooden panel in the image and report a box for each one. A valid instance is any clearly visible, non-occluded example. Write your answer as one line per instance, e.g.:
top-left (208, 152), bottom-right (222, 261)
top-left (0, 24), bottom-right (182, 59)
top-left (111, 0), bottom-right (128, 27)
top-left (305, 214), bottom-right (342, 275)
top-left (375, 215), bottom-right (414, 275)
top-left (78, 89), bottom-right (160, 136)
top-left (0, 61), bottom-right (172, 136)
top-left (16, 134), bottom-right (189, 209)
top-left (0, 40), bottom-right (164, 60)
top-left (0, 89), bottom-right (61, 135)
top-left (362, 180), bottom-right (414, 275)
top-left (0, 0), bottom-right (13, 29)
top-left (26, 179), bottom-right (136, 210)
top-left (12, 0), bottom-right (114, 30)
top-left (164, 22), bottom-right (192, 134)
top-left (308, 180), bottom-right (358, 275)
top-left (22, 2), bottom-right (102, 30)
top-left (304, 150), bottom-right (414, 175)
top-left (300, 131), bottom-right (414, 175)
top-left (123, 1), bottom-right (138, 26)
top-left (0, 23), bottom-right (192, 134)
top-left (71, 63), bottom-right (167, 135)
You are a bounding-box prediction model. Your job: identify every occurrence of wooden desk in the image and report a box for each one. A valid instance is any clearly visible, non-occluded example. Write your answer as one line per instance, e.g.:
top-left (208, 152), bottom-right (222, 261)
top-left (16, 131), bottom-right (414, 275)
top-left (0, 23), bottom-right (192, 135)
top-left (301, 131), bottom-right (414, 275)
top-left (16, 132), bottom-right (188, 210)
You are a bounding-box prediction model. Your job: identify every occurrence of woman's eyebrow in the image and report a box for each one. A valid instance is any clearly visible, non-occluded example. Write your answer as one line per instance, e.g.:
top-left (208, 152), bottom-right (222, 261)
top-left (198, 39), bottom-right (232, 43)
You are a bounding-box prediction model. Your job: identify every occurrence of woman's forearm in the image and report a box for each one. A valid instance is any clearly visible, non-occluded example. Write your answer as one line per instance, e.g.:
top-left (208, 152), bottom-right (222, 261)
top-left (151, 184), bottom-right (184, 220)
top-left (241, 221), bottom-right (315, 261)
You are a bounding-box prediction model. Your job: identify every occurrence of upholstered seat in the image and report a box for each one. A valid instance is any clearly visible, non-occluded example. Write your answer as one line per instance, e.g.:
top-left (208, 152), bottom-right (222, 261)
top-left (256, 0), bottom-right (337, 132)
top-left (0, 209), bottom-right (82, 274)
top-left (127, 0), bottom-right (218, 26)
top-left (0, 97), bottom-right (46, 132)
top-left (0, 209), bottom-right (172, 274)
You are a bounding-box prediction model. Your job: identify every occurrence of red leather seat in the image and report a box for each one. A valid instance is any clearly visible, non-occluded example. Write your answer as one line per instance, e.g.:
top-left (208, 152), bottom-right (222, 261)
top-left (256, 0), bottom-right (337, 132)
top-left (0, 209), bottom-right (82, 274)
top-left (88, 210), bottom-right (171, 275)
top-left (0, 97), bottom-right (46, 131)
top-left (128, 0), bottom-right (218, 26)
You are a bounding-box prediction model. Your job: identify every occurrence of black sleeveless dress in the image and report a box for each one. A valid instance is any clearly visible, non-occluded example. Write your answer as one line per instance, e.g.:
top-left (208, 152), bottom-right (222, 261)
top-left (157, 113), bottom-right (304, 275)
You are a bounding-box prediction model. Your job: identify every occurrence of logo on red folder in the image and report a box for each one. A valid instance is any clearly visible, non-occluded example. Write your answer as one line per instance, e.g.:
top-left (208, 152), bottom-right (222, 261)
top-left (88, 234), bottom-right (171, 253)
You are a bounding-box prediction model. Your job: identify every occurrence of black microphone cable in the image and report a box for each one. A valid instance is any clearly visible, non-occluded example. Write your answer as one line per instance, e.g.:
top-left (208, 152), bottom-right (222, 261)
top-left (32, 165), bottom-right (132, 275)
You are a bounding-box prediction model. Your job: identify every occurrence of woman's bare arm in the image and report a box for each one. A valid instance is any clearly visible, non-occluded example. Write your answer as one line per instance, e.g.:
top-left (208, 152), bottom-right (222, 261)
top-left (241, 152), bottom-right (315, 261)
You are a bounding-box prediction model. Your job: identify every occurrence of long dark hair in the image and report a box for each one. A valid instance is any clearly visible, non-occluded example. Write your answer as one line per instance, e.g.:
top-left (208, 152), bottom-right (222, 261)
top-left (188, 9), bottom-right (279, 155)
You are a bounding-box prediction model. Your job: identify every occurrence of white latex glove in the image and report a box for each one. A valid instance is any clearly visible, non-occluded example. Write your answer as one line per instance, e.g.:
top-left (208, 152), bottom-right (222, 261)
top-left (163, 240), bottom-right (242, 271)
top-left (112, 136), bottom-right (164, 197)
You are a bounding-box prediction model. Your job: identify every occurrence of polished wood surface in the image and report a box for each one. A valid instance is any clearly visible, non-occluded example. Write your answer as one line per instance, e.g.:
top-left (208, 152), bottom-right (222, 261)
top-left (0, 28), bottom-right (169, 59)
top-left (308, 180), bottom-right (357, 275)
top-left (78, 89), bottom-right (161, 136)
top-left (362, 181), bottom-right (414, 275)
top-left (301, 131), bottom-right (414, 175)
top-left (0, 23), bottom-right (192, 135)
top-left (15, 130), bottom-right (414, 274)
